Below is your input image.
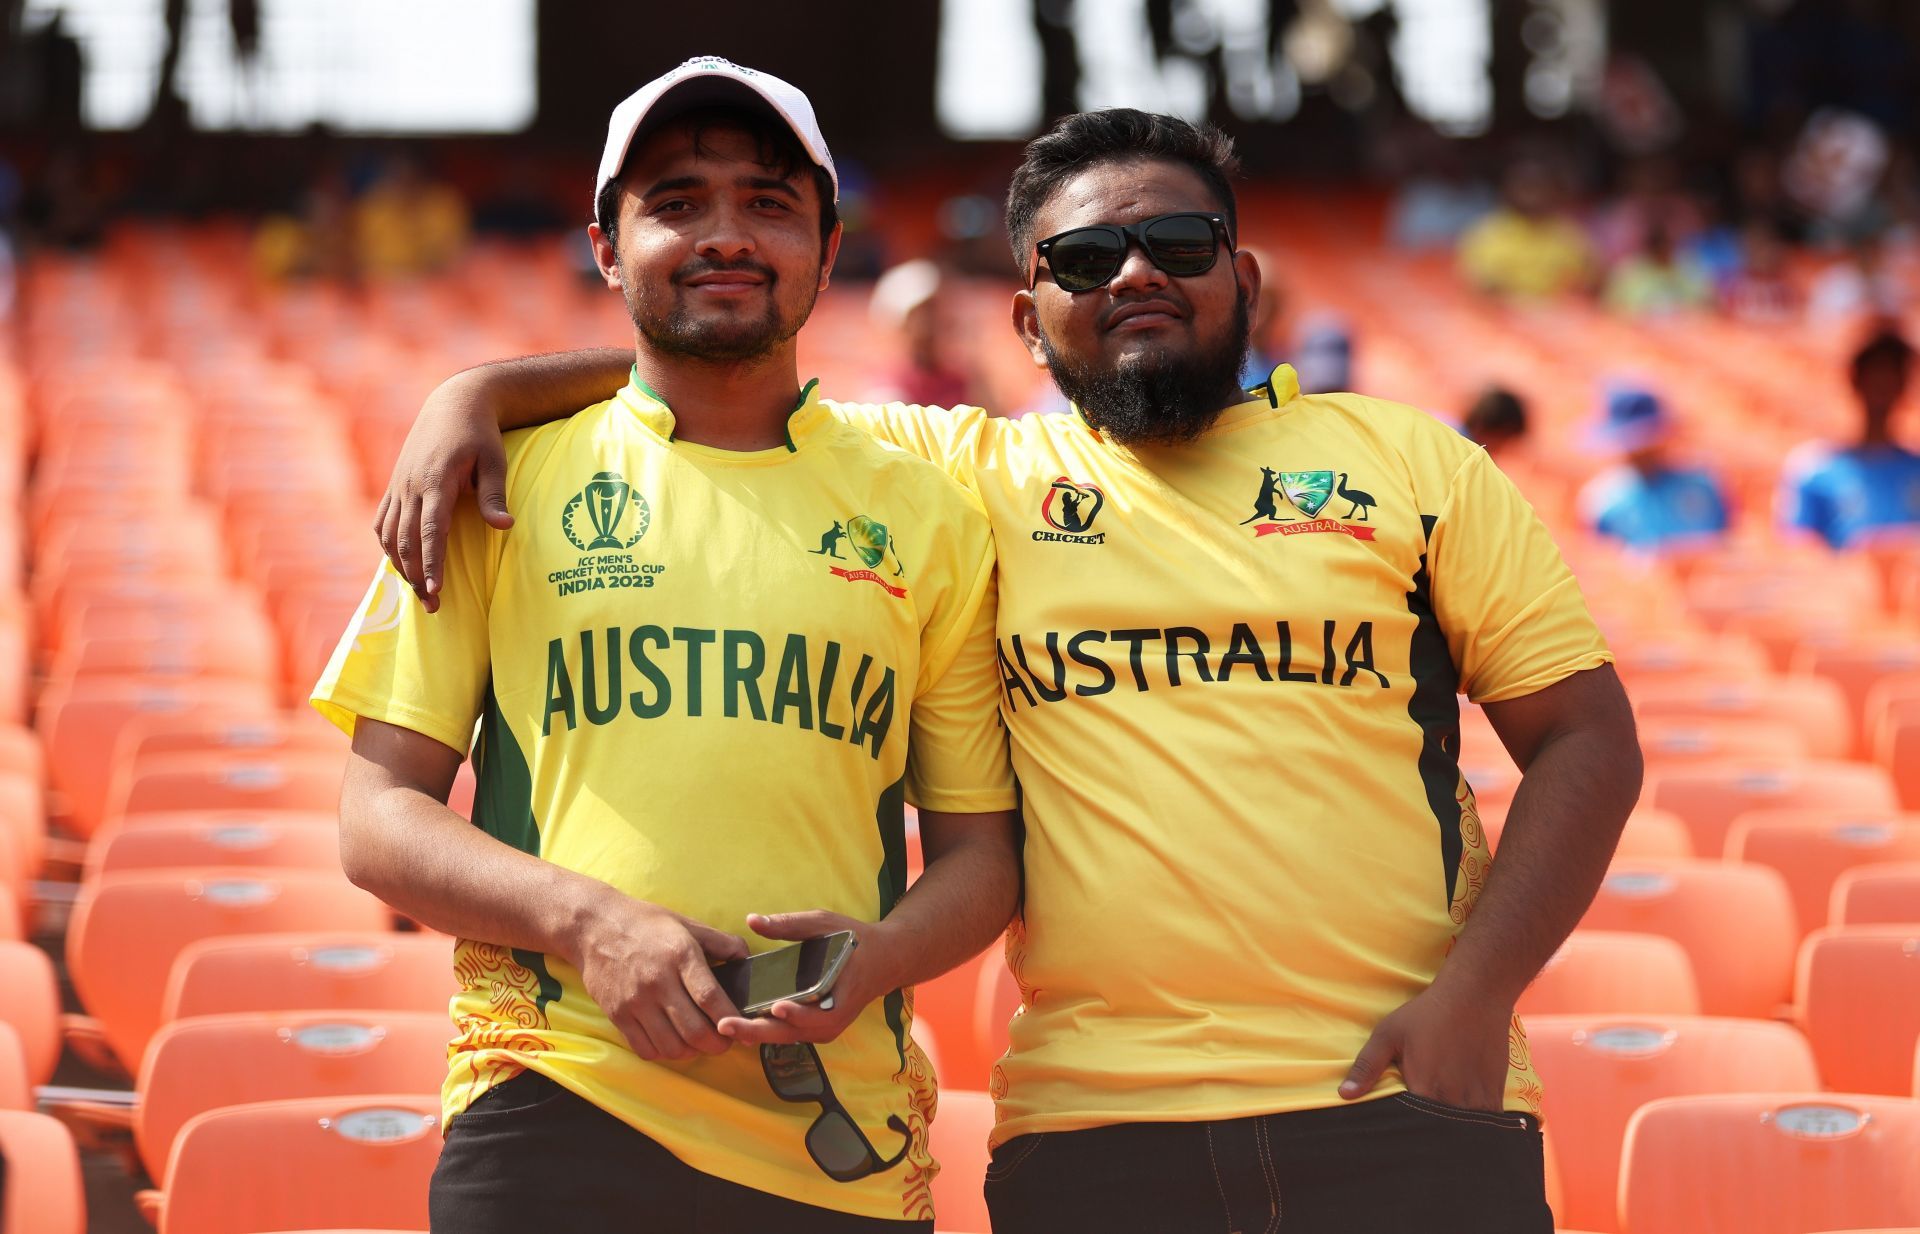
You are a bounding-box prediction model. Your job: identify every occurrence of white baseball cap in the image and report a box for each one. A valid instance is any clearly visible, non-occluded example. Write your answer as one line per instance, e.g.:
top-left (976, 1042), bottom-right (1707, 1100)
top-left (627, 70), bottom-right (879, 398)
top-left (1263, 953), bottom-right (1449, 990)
top-left (595, 56), bottom-right (838, 214)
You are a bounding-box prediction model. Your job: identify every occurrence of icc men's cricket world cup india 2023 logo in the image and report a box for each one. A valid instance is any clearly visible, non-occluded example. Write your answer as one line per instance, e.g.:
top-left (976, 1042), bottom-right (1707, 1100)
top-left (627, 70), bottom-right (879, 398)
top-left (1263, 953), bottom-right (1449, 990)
top-left (563, 472), bottom-right (650, 552)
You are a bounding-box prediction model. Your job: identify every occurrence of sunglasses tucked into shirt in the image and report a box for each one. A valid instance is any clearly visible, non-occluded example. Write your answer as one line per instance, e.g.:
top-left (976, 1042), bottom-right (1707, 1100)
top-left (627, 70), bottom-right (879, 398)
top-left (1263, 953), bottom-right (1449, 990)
top-left (1028, 212), bottom-right (1234, 293)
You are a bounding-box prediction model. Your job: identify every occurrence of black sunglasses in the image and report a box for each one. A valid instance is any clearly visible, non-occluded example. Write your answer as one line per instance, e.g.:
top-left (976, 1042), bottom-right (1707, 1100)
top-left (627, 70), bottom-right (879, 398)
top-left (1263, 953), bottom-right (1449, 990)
top-left (761, 1042), bottom-right (911, 1182)
top-left (1028, 212), bottom-right (1233, 293)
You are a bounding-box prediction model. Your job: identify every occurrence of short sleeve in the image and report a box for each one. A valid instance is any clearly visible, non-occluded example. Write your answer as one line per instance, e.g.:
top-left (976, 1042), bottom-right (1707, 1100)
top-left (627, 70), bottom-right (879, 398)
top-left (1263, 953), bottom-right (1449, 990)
top-left (1428, 450), bottom-right (1612, 704)
top-left (901, 494), bottom-right (1015, 815)
top-left (825, 401), bottom-right (993, 490)
top-left (1778, 446), bottom-right (1835, 545)
top-left (310, 502), bottom-right (498, 755)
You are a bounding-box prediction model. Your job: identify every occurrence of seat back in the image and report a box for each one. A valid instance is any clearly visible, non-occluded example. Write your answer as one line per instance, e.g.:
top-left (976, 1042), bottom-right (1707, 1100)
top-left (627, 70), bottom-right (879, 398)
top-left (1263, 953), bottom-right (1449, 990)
top-left (1645, 760), bottom-right (1898, 857)
top-left (1830, 861), bottom-right (1920, 928)
top-left (1516, 931), bottom-right (1701, 1017)
top-left (107, 750), bottom-right (346, 827)
top-left (1579, 861), bottom-right (1798, 1015)
top-left (1526, 1015), bottom-right (1819, 1232)
top-left (36, 679), bottom-right (279, 836)
top-left (136, 1010), bottom-right (450, 1183)
top-left (1726, 811), bottom-right (1920, 939)
top-left (86, 817), bottom-right (343, 885)
top-left (159, 1094), bottom-right (441, 1234)
top-left (1620, 1093), bottom-right (1920, 1234)
top-left (0, 938), bottom-right (64, 1084)
top-left (927, 1088), bottom-right (994, 1234)
top-left (0, 1110), bottom-right (86, 1234)
top-left (67, 870), bottom-right (392, 1069)
top-left (161, 931), bottom-right (457, 1023)
top-left (1795, 927), bottom-right (1920, 1095)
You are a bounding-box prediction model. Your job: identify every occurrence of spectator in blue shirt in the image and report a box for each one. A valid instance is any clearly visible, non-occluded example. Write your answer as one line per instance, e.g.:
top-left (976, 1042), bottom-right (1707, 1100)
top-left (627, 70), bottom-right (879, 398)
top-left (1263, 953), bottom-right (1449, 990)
top-left (1578, 385), bottom-right (1731, 551)
top-left (1781, 327), bottom-right (1920, 548)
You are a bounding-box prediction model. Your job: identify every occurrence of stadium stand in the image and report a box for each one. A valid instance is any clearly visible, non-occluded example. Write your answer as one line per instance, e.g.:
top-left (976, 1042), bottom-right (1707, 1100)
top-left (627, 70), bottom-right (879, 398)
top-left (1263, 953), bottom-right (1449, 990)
top-left (2, 217), bottom-right (1916, 1231)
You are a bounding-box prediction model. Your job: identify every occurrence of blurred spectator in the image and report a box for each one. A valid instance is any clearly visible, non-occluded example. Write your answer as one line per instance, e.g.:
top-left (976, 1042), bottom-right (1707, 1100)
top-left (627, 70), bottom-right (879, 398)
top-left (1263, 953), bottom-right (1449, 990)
top-left (1461, 386), bottom-right (1529, 460)
top-left (1808, 232), bottom-right (1907, 321)
top-left (252, 164), bottom-right (356, 282)
top-left (355, 152), bottom-right (470, 278)
top-left (1457, 159), bottom-right (1595, 299)
top-left (0, 227), bottom-right (14, 323)
top-left (866, 259), bottom-right (981, 409)
top-left (1593, 156), bottom-right (1704, 267)
top-left (1720, 221), bottom-right (1801, 323)
top-left (21, 146), bottom-right (107, 250)
top-left (1384, 127), bottom-right (1495, 251)
top-left (1603, 216), bottom-right (1713, 316)
top-left (1291, 313), bottom-right (1354, 394)
top-left (1780, 325), bottom-right (1920, 548)
top-left (1578, 386), bottom-right (1730, 551)
top-left (1728, 146), bottom-right (1804, 244)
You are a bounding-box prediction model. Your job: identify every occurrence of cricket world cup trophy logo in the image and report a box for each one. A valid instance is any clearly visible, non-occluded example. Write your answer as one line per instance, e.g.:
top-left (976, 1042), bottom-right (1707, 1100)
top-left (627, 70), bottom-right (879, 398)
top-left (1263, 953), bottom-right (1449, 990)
top-left (563, 471), bottom-right (650, 552)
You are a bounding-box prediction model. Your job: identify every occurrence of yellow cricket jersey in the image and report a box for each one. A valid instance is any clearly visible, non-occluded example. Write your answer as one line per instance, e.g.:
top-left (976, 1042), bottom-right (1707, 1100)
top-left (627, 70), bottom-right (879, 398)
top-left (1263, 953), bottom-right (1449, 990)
top-left (826, 363), bottom-right (1612, 1148)
top-left (312, 376), bottom-right (1014, 1221)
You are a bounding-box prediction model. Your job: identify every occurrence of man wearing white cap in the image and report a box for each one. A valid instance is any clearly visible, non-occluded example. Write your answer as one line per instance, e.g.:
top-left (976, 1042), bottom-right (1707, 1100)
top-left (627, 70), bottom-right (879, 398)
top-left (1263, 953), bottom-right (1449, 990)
top-left (315, 57), bottom-right (1018, 1231)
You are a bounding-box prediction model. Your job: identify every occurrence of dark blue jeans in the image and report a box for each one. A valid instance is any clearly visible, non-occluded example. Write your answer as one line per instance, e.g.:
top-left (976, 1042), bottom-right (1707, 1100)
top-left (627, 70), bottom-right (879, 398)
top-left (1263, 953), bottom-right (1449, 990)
top-left (429, 1071), bottom-right (932, 1234)
top-left (985, 1093), bottom-right (1553, 1234)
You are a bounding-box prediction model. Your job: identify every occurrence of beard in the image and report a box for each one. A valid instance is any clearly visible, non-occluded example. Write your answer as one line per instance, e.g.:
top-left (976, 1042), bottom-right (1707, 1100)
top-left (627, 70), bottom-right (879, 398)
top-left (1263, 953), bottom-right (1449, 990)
top-left (625, 256), bottom-right (817, 362)
top-left (1039, 295), bottom-right (1252, 446)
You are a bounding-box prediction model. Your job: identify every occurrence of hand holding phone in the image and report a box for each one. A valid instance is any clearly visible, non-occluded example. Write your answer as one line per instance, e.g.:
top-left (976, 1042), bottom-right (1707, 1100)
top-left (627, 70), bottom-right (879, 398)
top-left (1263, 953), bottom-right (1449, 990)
top-left (711, 930), bottom-right (859, 1017)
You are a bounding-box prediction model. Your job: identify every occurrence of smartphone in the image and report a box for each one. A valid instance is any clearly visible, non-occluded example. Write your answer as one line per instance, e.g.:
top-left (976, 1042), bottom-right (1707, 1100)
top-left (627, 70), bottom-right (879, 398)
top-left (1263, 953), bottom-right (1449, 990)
top-left (712, 931), bottom-right (858, 1017)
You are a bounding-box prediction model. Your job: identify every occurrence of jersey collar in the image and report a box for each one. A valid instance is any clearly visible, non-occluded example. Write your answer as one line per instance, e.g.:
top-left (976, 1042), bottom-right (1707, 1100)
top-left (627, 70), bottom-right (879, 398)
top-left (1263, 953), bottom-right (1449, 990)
top-left (617, 368), bottom-right (828, 453)
top-left (1067, 362), bottom-right (1301, 441)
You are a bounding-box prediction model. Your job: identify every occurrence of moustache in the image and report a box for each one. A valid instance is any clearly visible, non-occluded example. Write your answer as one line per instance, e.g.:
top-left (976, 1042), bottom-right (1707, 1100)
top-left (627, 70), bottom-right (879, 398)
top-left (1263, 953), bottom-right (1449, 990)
top-left (672, 258), bottom-right (778, 286)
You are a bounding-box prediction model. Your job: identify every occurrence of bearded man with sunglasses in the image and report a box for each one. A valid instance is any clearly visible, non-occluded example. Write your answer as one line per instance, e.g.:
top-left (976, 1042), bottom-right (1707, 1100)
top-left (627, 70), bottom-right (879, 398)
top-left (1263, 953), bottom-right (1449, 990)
top-left (314, 59), bottom-right (1020, 1233)
top-left (374, 108), bottom-right (1640, 1233)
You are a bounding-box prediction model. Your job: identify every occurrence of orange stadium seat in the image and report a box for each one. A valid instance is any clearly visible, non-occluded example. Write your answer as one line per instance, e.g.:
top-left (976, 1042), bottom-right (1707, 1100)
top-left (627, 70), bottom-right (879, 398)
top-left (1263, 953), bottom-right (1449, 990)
top-left (0, 1021), bottom-right (32, 1110)
top-left (1578, 861), bottom-right (1798, 1016)
top-left (1482, 806), bottom-right (1694, 860)
top-left (108, 708), bottom-right (345, 788)
top-left (103, 749), bottom-right (346, 825)
top-left (66, 870), bottom-right (393, 1071)
top-left (1526, 1015), bottom-right (1819, 1233)
top-left (1634, 716), bottom-right (1810, 767)
top-left (135, 1010), bottom-right (449, 1183)
top-left (1516, 932), bottom-right (1700, 1018)
top-left (45, 626), bottom-right (281, 691)
top-left (1795, 927), bottom-right (1920, 1096)
top-left (1792, 636), bottom-right (1920, 754)
top-left (0, 1110), bottom-right (87, 1234)
top-left (0, 939), bottom-right (64, 1085)
top-left (1878, 703), bottom-right (1920, 811)
top-left (1829, 861), bottom-right (1920, 928)
top-left (37, 677), bottom-right (280, 836)
top-left (1643, 760), bottom-right (1899, 857)
top-left (160, 932), bottom-right (457, 1024)
top-left (1866, 673), bottom-right (1920, 756)
top-left (1619, 1093), bottom-right (1920, 1234)
top-left (1607, 629), bottom-right (1771, 684)
top-left (0, 773), bottom-right (45, 891)
top-left (913, 947), bottom-right (1004, 1093)
top-left (1727, 810), bottom-right (1920, 938)
top-left (155, 1094), bottom-right (440, 1234)
top-left (84, 816), bottom-right (344, 884)
top-left (927, 1088), bottom-right (994, 1234)
top-left (1631, 675), bottom-right (1854, 758)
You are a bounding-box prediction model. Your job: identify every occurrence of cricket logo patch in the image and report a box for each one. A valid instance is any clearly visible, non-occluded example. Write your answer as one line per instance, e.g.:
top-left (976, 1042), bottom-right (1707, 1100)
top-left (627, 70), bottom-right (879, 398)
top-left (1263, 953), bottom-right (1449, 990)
top-left (1035, 477), bottom-right (1107, 545)
top-left (1243, 466), bottom-right (1378, 540)
top-left (809, 514), bottom-right (908, 597)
